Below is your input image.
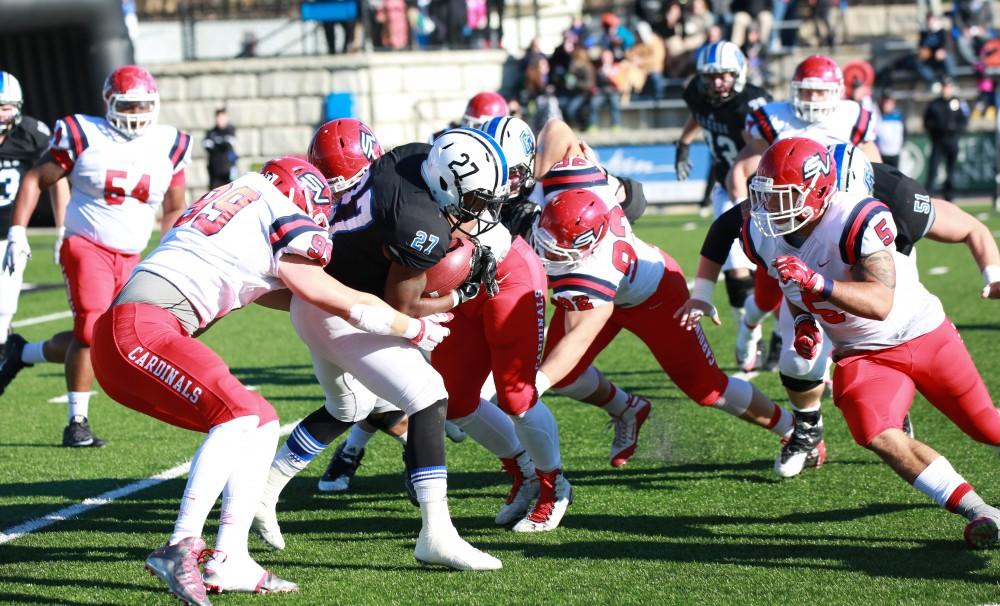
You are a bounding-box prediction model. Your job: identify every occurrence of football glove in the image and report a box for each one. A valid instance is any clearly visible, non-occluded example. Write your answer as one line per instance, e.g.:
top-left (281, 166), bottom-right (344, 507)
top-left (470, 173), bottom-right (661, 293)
top-left (53, 226), bottom-right (65, 265)
top-left (3, 225), bottom-right (31, 275)
top-left (773, 255), bottom-right (829, 298)
top-left (675, 141), bottom-right (692, 181)
top-left (793, 313), bottom-right (822, 360)
top-left (406, 313), bottom-right (453, 352)
top-left (465, 241), bottom-right (499, 297)
top-left (499, 199), bottom-right (540, 240)
top-left (454, 281), bottom-right (481, 306)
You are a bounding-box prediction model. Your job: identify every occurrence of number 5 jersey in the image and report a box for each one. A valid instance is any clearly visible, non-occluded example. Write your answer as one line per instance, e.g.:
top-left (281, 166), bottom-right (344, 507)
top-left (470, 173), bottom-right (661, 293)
top-left (50, 114), bottom-right (192, 254)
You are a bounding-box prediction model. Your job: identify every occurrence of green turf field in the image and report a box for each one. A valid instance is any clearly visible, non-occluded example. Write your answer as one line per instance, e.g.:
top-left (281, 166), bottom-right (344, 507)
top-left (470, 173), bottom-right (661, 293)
top-left (2, 210), bottom-right (1000, 605)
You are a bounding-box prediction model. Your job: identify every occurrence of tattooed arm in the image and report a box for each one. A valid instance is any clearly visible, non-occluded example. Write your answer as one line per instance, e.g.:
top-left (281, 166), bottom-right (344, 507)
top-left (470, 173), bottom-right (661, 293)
top-left (824, 249), bottom-right (896, 321)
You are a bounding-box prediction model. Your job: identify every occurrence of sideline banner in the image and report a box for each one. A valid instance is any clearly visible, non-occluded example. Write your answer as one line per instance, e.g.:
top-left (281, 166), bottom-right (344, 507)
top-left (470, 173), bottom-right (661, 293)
top-left (590, 142), bottom-right (713, 204)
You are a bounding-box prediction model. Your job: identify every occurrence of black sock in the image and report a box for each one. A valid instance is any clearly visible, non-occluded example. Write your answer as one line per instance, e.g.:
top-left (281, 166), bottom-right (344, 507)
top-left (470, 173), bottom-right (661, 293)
top-left (300, 406), bottom-right (353, 445)
top-left (405, 399), bottom-right (447, 471)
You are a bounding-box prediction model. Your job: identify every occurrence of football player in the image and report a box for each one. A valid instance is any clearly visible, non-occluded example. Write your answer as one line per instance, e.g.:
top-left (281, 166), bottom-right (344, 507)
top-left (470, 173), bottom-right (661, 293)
top-left (0, 65), bottom-right (191, 448)
top-left (676, 41), bottom-right (771, 365)
top-left (725, 54), bottom-right (881, 371)
top-left (91, 157), bottom-right (448, 604)
top-left (430, 90), bottom-right (509, 141)
top-left (0, 71), bottom-right (69, 352)
top-left (253, 127), bottom-right (505, 570)
top-left (677, 142), bottom-right (1000, 477)
top-left (741, 137), bottom-right (1000, 548)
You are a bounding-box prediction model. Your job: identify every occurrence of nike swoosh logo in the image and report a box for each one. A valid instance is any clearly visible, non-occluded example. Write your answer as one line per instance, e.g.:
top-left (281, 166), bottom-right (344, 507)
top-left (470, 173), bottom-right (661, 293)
top-left (817, 259), bottom-right (830, 267)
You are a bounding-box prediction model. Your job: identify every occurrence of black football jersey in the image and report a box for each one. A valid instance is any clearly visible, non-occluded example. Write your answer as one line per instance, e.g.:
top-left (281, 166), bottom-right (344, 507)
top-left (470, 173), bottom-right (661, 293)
top-left (682, 80), bottom-right (771, 182)
top-left (325, 142), bottom-right (451, 297)
top-left (871, 162), bottom-right (934, 256)
top-left (0, 116), bottom-right (50, 233)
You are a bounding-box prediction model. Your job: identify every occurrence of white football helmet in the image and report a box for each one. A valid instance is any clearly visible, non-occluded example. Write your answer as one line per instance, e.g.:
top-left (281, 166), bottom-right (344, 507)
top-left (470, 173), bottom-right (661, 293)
top-left (695, 41), bottom-right (747, 104)
top-left (420, 127), bottom-right (509, 233)
top-left (0, 71), bottom-right (23, 135)
top-left (480, 116), bottom-right (536, 197)
top-left (829, 143), bottom-right (874, 197)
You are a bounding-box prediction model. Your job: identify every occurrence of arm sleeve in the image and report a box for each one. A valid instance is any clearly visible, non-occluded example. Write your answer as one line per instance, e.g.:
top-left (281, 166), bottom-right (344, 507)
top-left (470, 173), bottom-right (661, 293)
top-left (700, 203), bottom-right (744, 264)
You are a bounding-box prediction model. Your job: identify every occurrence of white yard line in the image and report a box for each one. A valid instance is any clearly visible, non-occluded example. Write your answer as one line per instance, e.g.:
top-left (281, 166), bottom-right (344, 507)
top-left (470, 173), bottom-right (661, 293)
top-left (929, 266), bottom-right (950, 275)
top-left (12, 310), bottom-right (72, 328)
top-left (0, 419), bottom-right (300, 545)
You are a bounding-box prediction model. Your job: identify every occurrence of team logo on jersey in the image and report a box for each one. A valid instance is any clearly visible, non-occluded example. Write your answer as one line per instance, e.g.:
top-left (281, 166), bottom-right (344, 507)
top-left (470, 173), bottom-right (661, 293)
top-left (802, 152), bottom-right (832, 183)
top-left (359, 129), bottom-right (378, 161)
top-left (571, 223), bottom-right (606, 250)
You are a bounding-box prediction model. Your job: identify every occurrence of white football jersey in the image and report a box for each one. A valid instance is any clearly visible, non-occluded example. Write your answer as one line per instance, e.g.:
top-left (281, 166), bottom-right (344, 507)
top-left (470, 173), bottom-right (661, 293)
top-left (136, 172), bottom-right (332, 327)
top-left (539, 156), bottom-right (664, 310)
top-left (474, 210), bottom-right (513, 263)
top-left (746, 99), bottom-right (876, 148)
top-left (741, 191), bottom-right (944, 352)
top-left (51, 114), bottom-right (192, 254)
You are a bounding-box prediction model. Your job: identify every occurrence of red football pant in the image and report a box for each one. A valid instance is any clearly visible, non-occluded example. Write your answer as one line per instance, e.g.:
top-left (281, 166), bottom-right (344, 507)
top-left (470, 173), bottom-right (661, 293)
top-left (434, 237), bottom-right (547, 418)
top-left (91, 303), bottom-right (277, 433)
top-left (61, 235), bottom-right (140, 345)
top-left (834, 319), bottom-right (1000, 447)
top-left (753, 268), bottom-right (783, 314)
top-left (546, 250), bottom-right (728, 406)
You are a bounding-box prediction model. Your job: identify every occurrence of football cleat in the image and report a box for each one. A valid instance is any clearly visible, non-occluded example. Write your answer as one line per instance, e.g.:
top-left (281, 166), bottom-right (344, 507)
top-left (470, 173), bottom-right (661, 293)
top-left (0, 333), bottom-right (31, 396)
top-left (965, 516), bottom-right (999, 549)
top-left (414, 525), bottom-right (503, 571)
top-left (251, 500), bottom-right (286, 551)
top-left (62, 416), bottom-right (106, 448)
top-left (902, 413), bottom-right (914, 439)
top-left (609, 395), bottom-right (652, 468)
top-left (144, 536), bottom-right (213, 606)
top-left (512, 469), bottom-right (572, 532)
top-left (495, 455), bottom-right (540, 526)
top-left (317, 442), bottom-right (363, 492)
top-left (735, 321), bottom-right (763, 372)
top-left (774, 410), bottom-right (826, 478)
top-left (445, 420), bottom-right (468, 443)
top-left (203, 552), bottom-right (298, 594)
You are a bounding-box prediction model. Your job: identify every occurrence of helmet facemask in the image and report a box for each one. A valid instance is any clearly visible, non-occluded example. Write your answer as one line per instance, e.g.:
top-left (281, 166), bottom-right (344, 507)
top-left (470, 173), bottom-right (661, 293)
top-left (107, 93), bottom-right (159, 139)
top-left (530, 216), bottom-right (606, 272)
top-left (700, 70), bottom-right (738, 105)
top-left (0, 102), bottom-right (21, 136)
top-left (749, 174), bottom-right (833, 237)
top-left (791, 80), bottom-right (842, 123)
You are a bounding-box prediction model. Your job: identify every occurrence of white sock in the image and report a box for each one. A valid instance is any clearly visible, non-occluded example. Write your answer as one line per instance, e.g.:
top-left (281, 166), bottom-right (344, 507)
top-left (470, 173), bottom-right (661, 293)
top-left (22, 341), bottom-right (47, 364)
top-left (512, 401), bottom-right (562, 473)
top-left (598, 385), bottom-right (630, 417)
top-left (67, 392), bottom-right (92, 423)
top-left (769, 407), bottom-right (795, 438)
top-left (913, 456), bottom-right (972, 510)
top-left (744, 296), bottom-right (769, 327)
top-left (343, 424), bottom-right (376, 455)
top-left (453, 399), bottom-right (522, 459)
top-left (215, 420), bottom-right (279, 560)
top-left (261, 423), bottom-right (327, 505)
top-left (169, 415), bottom-right (259, 545)
top-left (419, 497), bottom-right (454, 533)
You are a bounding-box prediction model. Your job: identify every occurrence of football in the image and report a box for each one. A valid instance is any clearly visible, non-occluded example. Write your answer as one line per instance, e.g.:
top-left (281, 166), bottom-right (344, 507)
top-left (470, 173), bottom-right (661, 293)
top-left (422, 237), bottom-right (476, 298)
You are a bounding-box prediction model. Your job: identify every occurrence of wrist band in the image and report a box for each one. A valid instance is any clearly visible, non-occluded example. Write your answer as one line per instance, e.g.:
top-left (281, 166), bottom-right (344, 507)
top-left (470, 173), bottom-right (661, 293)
top-left (818, 277), bottom-right (834, 300)
top-left (691, 277), bottom-right (716, 303)
top-left (983, 265), bottom-right (1000, 287)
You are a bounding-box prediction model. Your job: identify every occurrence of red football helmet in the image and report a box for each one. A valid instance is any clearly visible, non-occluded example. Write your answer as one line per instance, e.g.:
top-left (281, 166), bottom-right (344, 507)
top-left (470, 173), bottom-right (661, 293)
top-left (531, 188), bottom-right (611, 270)
top-left (259, 156), bottom-right (334, 227)
top-left (749, 137), bottom-right (837, 237)
top-left (103, 65), bottom-right (159, 138)
top-left (461, 92), bottom-right (509, 129)
top-left (307, 118), bottom-right (383, 194)
top-left (790, 55), bottom-right (843, 123)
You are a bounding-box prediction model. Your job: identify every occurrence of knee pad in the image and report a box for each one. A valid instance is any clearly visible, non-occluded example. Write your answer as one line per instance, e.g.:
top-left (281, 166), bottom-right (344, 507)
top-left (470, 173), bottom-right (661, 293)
top-left (778, 341), bottom-right (828, 383)
top-left (724, 274), bottom-right (754, 309)
top-left (324, 389), bottom-right (376, 423)
top-left (780, 373), bottom-right (824, 393)
top-left (711, 377), bottom-right (753, 416)
top-left (553, 365), bottom-right (601, 400)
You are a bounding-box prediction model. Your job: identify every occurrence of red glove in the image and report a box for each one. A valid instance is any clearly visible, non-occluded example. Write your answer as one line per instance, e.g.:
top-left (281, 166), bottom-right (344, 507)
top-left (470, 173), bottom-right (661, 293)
top-left (773, 255), bottom-right (831, 298)
top-left (793, 314), bottom-right (822, 360)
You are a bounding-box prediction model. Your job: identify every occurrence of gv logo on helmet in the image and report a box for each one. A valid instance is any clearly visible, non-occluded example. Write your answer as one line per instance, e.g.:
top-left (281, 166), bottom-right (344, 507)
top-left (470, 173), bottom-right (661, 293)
top-left (802, 152), bottom-right (832, 182)
top-left (359, 129), bottom-right (378, 161)
top-left (520, 130), bottom-right (535, 155)
top-left (572, 224), bottom-right (606, 249)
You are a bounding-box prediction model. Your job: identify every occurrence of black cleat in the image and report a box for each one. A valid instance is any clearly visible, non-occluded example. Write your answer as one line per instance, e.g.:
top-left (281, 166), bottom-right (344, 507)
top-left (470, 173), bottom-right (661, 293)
top-left (0, 333), bottom-right (32, 396)
top-left (62, 416), bottom-right (106, 448)
top-left (774, 410), bottom-right (825, 478)
top-left (317, 442), bottom-right (364, 492)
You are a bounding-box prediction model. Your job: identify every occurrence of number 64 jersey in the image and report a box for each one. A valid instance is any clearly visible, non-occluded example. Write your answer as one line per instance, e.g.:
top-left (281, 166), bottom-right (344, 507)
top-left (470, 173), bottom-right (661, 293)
top-left (136, 172), bottom-right (332, 328)
top-left (740, 192), bottom-right (945, 353)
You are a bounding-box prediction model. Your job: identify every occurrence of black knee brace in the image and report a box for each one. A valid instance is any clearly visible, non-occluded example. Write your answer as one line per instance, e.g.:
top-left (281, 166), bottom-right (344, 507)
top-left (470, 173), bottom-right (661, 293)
top-left (780, 373), bottom-right (824, 393)
top-left (404, 399), bottom-right (447, 471)
top-left (724, 274), bottom-right (754, 309)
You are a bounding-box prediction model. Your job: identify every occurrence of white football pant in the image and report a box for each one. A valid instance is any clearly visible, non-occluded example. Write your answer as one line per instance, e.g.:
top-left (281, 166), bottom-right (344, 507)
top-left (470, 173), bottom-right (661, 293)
top-left (0, 238), bottom-right (24, 339)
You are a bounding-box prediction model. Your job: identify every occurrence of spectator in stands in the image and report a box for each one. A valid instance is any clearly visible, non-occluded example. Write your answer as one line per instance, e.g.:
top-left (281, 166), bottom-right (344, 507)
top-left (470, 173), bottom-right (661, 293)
top-left (971, 59), bottom-right (997, 119)
top-left (627, 20), bottom-right (667, 99)
top-left (807, 0), bottom-right (835, 50)
top-left (923, 78), bottom-right (969, 201)
top-left (876, 91), bottom-right (905, 168)
top-left (730, 0), bottom-right (773, 49)
top-left (590, 48), bottom-right (625, 131)
top-left (375, 0), bottom-right (409, 49)
top-left (237, 30), bottom-right (258, 57)
top-left (908, 13), bottom-right (957, 87)
top-left (636, 0), bottom-right (668, 36)
top-left (665, 0), bottom-right (715, 77)
top-left (203, 108), bottom-right (238, 190)
top-left (952, 0), bottom-right (995, 66)
top-left (467, 0), bottom-right (489, 48)
top-left (770, 0), bottom-right (793, 52)
top-left (563, 46), bottom-right (596, 129)
top-left (550, 30), bottom-right (578, 95)
top-left (741, 24), bottom-right (769, 86)
top-left (309, 0), bottom-right (359, 54)
top-left (486, 0), bottom-right (505, 47)
top-left (600, 13), bottom-right (636, 54)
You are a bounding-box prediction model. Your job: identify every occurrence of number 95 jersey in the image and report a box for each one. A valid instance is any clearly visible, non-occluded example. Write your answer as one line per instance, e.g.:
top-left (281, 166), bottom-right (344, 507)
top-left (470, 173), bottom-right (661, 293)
top-left (136, 172), bottom-right (331, 328)
top-left (51, 114), bottom-right (192, 254)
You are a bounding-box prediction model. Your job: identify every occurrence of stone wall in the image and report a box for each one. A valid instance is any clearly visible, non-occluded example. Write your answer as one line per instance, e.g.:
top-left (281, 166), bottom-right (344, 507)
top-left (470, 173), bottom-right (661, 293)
top-left (150, 50), bottom-right (509, 199)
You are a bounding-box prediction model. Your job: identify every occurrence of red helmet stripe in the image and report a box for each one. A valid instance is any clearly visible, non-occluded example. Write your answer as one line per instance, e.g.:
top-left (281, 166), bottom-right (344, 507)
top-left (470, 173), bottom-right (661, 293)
top-left (839, 198), bottom-right (889, 265)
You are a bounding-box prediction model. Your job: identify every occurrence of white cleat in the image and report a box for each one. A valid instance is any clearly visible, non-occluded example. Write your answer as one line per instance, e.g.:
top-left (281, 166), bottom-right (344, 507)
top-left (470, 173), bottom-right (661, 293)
top-left (609, 395), bottom-right (652, 468)
top-left (495, 456), bottom-right (540, 526)
top-left (735, 320), bottom-right (763, 373)
top-left (202, 552), bottom-right (298, 594)
top-left (512, 470), bottom-right (572, 533)
top-left (414, 526), bottom-right (502, 571)
top-left (251, 500), bottom-right (286, 551)
top-left (445, 420), bottom-right (468, 443)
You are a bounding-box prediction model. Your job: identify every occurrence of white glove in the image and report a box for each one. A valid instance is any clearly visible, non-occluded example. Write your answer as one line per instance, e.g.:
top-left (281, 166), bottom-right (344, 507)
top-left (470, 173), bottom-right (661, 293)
top-left (403, 313), bottom-right (453, 352)
top-left (53, 226), bottom-right (66, 265)
top-left (3, 225), bottom-right (31, 275)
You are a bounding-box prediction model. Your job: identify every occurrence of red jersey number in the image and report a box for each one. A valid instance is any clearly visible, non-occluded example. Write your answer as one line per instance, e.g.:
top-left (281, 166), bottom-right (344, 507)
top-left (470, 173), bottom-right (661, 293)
top-left (104, 170), bottom-right (151, 205)
top-left (175, 183), bottom-right (260, 236)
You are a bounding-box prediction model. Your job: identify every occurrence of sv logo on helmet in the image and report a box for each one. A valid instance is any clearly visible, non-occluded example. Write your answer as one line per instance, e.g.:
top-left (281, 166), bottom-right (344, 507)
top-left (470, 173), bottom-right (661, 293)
top-left (359, 129), bottom-right (378, 161)
top-left (572, 224), bottom-right (606, 249)
top-left (802, 152), bottom-right (832, 182)
top-left (299, 172), bottom-right (332, 206)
